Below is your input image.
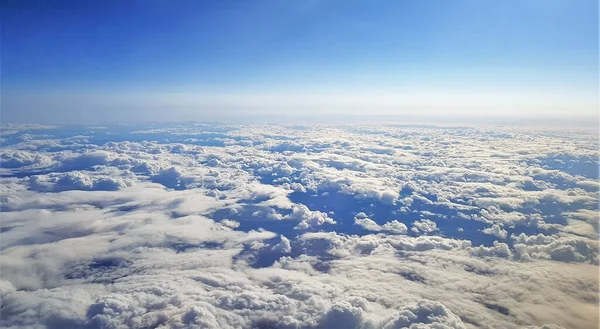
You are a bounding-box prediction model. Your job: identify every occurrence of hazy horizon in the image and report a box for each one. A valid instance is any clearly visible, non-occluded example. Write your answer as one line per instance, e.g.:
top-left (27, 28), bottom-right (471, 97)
top-left (2, 0), bottom-right (598, 124)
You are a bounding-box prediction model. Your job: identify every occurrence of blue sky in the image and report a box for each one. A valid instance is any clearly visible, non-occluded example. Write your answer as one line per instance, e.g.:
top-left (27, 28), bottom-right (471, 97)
top-left (2, 0), bottom-right (598, 123)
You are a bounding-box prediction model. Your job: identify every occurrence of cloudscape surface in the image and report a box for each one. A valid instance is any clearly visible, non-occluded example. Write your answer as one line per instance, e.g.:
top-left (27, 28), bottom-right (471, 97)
top-left (0, 123), bottom-right (598, 328)
top-left (1, 1), bottom-right (599, 329)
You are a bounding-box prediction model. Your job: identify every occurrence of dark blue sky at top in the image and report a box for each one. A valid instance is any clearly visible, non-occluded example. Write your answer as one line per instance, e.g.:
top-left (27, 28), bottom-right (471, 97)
top-left (1, 0), bottom-right (598, 123)
top-left (2, 0), bottom-right (598, 89)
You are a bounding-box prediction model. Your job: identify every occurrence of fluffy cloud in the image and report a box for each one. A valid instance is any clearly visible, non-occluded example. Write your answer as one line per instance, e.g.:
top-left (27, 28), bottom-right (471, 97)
top-left (272, 235), bottom-right (292, 253)
top-left (28, 171), bottom-right (135, 192)
top-left (286, 204), bottom-right (336, 230)
top-left (482, 224), bottom-right (508, 239)
top-left (0, 122), bottom-right (598, 329)
top-left (381, 300), bottom-right (466, 329)
top-left (411, 219), bottom-right (438, 234)
top-left (0, 149), bottom-right (55, 169)
top-left (354, 213), bottom-right (408, 234)
top-left (514, 237), bottom-right (597, 263)
top-left (470, 241), bottom-right (513, 258)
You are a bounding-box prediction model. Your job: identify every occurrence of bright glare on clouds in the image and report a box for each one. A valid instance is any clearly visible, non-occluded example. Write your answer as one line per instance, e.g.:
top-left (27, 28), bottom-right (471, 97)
top-left (0, 122), bottom-right (598, 329)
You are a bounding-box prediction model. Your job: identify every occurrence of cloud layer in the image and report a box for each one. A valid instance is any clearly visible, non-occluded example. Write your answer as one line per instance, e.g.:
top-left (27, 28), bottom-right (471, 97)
top-left (0, 123), bottom-right (598, 329)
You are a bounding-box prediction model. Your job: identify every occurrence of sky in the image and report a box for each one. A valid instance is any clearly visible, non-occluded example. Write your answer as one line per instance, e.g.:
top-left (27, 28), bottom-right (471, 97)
top-left (1, 0), bottom-right (599, 123)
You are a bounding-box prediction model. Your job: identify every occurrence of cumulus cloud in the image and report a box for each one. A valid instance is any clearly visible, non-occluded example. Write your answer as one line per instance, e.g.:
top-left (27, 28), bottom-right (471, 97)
top-left (482, 224), bottom-right (508, 239)
top-left (285, 204), bottom-right (336, 230)
top-left (381, 299), bottom-right (466, 329)
top-left (0, 149), bottom-right (54, 169)
top-left (29, 171), bottom-right (135, 192)
top-left (470, 241), bottom-right (513, 258)
top-left (354, 213), bottom-right (408, 234)
top-left (151, 166), bottom-right (187, 190)
top-left (411, 219), bottom-right (438, 234)
top-left (272, 235), bottom-right (292, 253)
top-left (0, 122), bottom-right (598, 329)
top-left (58, 150), bottom-right (114, 171)
top-left (221, 219), bottom-right (241, 229)
top-left (514, 237), bottom-right (597, 263)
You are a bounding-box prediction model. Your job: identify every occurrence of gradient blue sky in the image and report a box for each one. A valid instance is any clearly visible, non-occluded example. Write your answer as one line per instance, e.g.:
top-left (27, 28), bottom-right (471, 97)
top-left (1, 0), bottom-right (598, 123)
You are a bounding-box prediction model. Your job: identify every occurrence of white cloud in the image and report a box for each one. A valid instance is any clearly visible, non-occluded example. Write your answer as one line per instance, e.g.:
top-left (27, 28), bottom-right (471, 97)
top-left (271, 235), bottom-right (292, 254)
top-left (0, 122), bottom-right (598, 329)
top-left (470, 241), bottom-right (512, 258)
top-left (355, 213), bottom-right (408, 234)
top-left (482, 224), bottom-right (508, 239)
top-left (0, 149), bottom-right (55, 169)
top-left (381, 299), bottom-right (466, 329)
top-left (29, 171), bottom-right (135, 192)
top-left (411, 219), bottom-right (438, 234)
top-left (285, 204), bottom-right (336, 230)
